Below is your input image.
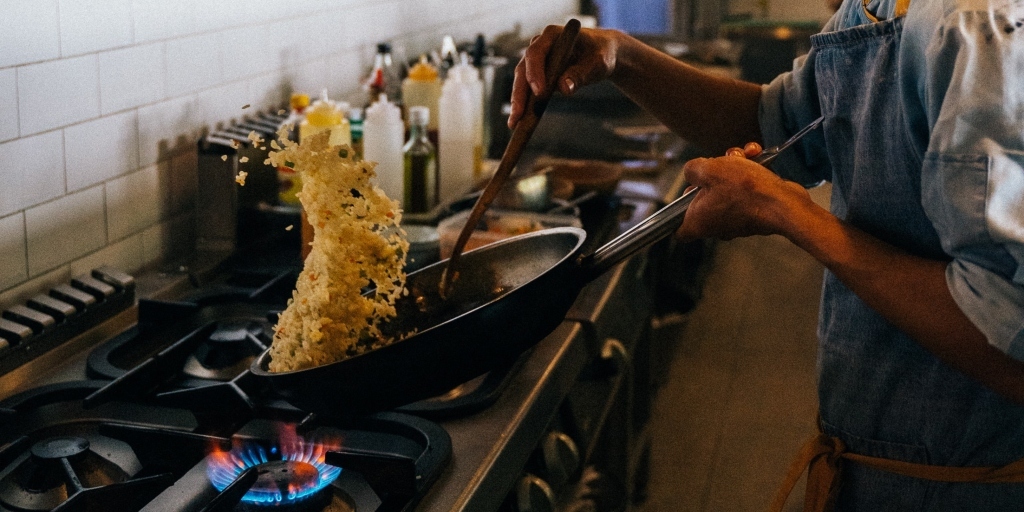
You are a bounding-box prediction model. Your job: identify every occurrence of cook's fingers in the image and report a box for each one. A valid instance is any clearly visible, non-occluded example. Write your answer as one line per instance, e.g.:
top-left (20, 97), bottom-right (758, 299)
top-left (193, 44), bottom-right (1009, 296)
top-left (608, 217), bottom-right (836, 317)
top-left (725, 147), bottom-right (745, 158)
top-left (509, 59), bottom-right (529, 128)
top-left (523, 25), bottom-right (562, 96)
top-left (557, 62), bottom-right (592, 96)
top-left (726, 143), bottom-right (763, 159)
top-left (682, 157), bottom-right (712, 187)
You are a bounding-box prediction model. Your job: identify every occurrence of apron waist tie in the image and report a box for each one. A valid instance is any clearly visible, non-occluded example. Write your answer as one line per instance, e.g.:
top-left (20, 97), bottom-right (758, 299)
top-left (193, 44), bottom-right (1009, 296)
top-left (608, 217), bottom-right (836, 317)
top-left (769, 433), bottom-right (1024, 512)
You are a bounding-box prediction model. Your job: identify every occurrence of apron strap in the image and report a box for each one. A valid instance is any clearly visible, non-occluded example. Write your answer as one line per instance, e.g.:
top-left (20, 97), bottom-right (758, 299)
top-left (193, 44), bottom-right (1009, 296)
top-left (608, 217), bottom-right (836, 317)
top-left (769, 432), bottom-right (1024, 512)
top-left (861, 0), bottom-right (912, 22)
top-left (768, 434), bottom-right (845, 512)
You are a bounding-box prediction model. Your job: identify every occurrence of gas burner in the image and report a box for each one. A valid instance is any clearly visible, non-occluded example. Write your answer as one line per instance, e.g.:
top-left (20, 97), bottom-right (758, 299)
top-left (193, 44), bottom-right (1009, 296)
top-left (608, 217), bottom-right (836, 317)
top-left (0, 421), bottom-right (206, 512)
top-left (208, 434), bottom-right (341, 509)
top-left (0, 435), bottom-right (130, 511)
top-left (182, 320), bottom-right (268, 381)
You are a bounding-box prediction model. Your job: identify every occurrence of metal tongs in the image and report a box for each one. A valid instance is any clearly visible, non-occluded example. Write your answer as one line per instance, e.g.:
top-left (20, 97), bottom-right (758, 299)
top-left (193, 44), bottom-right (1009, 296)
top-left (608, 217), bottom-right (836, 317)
top-left (677, 115), bottom-right (825, 207)
top-left (750, 116), bottom-right (824, 167)
top-left (586, 116), bottom-right (825, 260)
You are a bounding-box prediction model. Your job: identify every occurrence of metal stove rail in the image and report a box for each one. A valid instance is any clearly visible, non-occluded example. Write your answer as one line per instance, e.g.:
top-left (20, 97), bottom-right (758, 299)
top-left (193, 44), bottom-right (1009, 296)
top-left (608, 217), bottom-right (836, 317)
top-left (0, 267), bottom-right (136, 376)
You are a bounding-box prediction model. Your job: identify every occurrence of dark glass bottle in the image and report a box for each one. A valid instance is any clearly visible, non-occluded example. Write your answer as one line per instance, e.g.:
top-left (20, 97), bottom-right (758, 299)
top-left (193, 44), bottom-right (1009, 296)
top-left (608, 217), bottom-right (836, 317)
top-left (403, 106), bottom-right (437, 213)
top-left (365, 42), bottom-right (402, 107)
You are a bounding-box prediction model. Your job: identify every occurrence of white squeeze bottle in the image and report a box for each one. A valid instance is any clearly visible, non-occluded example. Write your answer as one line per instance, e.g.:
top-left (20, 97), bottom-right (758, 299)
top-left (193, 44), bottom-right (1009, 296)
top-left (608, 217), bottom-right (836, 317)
top-left (438, 54), bottom-right (484, 204)
top-left (362, 94), bottom-right (405, 202)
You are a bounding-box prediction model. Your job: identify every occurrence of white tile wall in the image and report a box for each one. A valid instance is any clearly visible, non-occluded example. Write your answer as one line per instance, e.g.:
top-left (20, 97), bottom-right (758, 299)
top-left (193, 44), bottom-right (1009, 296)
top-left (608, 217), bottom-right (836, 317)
top-left (141, 214), bottom-right (194, 265)
top-left (133, 0), bottom-right (199, 44)
top-left (0, 70), bottom-right (17, 143)
top-left (169, 150), bottom-right (198, 217)
top-left (0, 214), bottom-right (27, 290)
top-left (0, 1), bottom-right (61, 68)
top-left (0, 0), bottom-right (578, 302)
top-left (0, 131), bottom-right (66, 216)
top-left (106, 165), bottom-right (163, 242)
top-left (70, 234), bottom-right (146, 277)
top-left (18, 55), bottom-right (101, 136)
top-left (137, 95), bottom-right (201, 166)
top-left (26, 186), bottom-right (106, 276)
top-left (194, 0), bottom-right (255, 34)
top-left (65, 111), bottom-right (140, 192)
top-left (195, 81), bottom-right (250, 131)
top-left (219, 26), bottom-right (267, 82)
top-left (59, 0), bottom-right (135, 57)
top-left (99, 44), bottom-right (167, 115)
top-left (166, 33), bottom-right (223, 97)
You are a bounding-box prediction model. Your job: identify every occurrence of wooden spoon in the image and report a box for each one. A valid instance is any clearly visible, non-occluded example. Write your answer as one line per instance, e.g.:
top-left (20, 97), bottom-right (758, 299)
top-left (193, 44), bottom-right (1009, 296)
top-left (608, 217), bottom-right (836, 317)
top-left (439, 18), bottom-right (582, 297)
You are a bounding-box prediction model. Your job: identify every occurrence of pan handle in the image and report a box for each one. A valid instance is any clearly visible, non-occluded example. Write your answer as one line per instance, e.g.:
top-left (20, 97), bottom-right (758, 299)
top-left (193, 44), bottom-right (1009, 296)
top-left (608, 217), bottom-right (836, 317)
top-left (579, 186), bottom-right (698, 279)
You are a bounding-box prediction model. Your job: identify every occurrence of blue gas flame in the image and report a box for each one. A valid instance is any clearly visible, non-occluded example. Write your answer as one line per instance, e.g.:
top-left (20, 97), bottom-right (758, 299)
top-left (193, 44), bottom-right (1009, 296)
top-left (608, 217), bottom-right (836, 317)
top-left (207, 440), bottom-right (341, 505)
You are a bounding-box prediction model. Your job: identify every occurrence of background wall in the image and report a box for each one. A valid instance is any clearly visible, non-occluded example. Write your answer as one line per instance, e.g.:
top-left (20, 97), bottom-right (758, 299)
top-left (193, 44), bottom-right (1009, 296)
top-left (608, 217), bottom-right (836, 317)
top-left (727, 0), bottom-right (835, 23)
top-left (0, 0), bottom-right (577, 305)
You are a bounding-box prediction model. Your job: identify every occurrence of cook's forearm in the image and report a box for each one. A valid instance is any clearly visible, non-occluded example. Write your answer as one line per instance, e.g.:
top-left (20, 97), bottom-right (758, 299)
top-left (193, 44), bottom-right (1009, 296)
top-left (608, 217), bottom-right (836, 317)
top-left (610, 34), bottom-right (763, 154)
top-left (781, 197), bottom-right (1024, 404)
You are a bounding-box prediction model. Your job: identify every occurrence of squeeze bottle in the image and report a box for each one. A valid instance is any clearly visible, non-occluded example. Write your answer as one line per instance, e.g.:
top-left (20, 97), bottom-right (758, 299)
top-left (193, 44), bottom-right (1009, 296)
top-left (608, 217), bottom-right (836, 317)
top-left (438, 54), bottom-right (484, 204)
top-left (362, 94), bottom-right (405, 203)
top-left (299, 90), bottom-right (351, 148)
top-left (401, 56), bottom-right (441, 132)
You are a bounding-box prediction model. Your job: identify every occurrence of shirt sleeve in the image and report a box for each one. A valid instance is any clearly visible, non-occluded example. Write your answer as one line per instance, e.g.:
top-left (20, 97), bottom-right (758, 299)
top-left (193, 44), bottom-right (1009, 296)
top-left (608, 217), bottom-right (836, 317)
top-left (919, 2), bottom-right (1024, 359)
top-left (758, 51), bottom-right (831, 187)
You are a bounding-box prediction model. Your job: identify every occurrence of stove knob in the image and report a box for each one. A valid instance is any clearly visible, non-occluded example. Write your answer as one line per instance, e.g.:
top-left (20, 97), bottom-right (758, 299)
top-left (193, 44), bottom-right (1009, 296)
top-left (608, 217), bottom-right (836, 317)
top-left (542, 431), bottom-right (580, 487)
top-left (516, 473), bottom-right (555, 512)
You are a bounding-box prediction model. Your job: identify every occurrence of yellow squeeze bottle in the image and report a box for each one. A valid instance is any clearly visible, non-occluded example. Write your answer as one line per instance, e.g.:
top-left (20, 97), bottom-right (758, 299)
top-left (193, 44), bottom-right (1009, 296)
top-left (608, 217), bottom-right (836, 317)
top-left (299, 90), bottom-right (351, 147)
top-left (401, 56), bottom-right (441, 131)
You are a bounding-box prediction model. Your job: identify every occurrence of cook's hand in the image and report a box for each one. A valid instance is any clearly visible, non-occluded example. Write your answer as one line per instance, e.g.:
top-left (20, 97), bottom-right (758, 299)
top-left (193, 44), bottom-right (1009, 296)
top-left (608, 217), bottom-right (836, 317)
top-left (508, 26), bottom-right (624, 128)
top-left (725, 142), bottom-right (763, 159)
top-left (676, 153), bottom-right (810, 242)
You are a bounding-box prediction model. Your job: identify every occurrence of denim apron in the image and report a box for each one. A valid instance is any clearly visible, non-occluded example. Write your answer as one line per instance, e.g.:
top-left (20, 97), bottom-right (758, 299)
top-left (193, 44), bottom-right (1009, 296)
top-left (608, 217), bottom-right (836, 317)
top-left (790, 2), bottom-right (1024, 510)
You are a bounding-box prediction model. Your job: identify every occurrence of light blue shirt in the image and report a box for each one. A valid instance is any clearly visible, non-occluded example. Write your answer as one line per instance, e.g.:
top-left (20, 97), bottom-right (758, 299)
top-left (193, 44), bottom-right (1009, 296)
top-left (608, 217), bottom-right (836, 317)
top-left (760, 0), bottom-right (1024, 361)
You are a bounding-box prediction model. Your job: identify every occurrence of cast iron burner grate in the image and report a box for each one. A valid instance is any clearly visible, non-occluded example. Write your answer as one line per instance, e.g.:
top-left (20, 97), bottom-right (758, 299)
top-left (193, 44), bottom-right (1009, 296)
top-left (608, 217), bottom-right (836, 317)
top-left (0, 421), bottom-right (227, 512)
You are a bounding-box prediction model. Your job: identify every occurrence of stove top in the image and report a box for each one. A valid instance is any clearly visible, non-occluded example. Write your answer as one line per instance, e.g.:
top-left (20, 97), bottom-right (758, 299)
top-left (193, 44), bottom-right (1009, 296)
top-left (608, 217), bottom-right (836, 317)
top-left (0, 378), bottom-right (451, 512)
top-left (0, 267), bottom-right (455, 512)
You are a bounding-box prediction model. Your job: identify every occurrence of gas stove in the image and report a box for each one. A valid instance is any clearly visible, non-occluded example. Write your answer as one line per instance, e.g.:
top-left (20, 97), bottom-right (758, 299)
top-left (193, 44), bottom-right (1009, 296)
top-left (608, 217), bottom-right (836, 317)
top-left (0, 173), bottom-right (681, 512)
top-left (0, 384), bottom-right (449, 512)
top-left (0, 267), bottom-right (452, 512)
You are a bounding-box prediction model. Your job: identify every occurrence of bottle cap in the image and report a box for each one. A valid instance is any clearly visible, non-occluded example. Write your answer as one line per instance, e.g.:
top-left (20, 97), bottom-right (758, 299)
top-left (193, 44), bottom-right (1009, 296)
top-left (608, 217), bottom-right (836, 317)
top-left (449, 52), bottom-right (480, 83)
top-left (377, 42), bottom-right (392, 54)
top-left (407, 55), bottom-right (439, 81)
top-left (290, 93), bottom-right (310, 111)
top-left (305, 90), bottom-right (343, 127)
top-left (365, 94), bottom-right (401, 123)
top-left (408, 106), bottom-right (430, 126)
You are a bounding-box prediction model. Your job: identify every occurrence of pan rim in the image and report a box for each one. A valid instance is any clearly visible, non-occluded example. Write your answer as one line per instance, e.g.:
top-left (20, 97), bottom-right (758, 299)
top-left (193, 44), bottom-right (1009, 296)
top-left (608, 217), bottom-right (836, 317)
top-left (250, 226), bottom-right (588, 377)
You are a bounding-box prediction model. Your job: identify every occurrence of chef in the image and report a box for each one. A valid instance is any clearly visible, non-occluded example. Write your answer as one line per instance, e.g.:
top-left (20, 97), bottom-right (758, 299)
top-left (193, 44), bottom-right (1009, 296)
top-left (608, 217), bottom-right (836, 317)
top-left (509, 0), bottom-right (1024, 510)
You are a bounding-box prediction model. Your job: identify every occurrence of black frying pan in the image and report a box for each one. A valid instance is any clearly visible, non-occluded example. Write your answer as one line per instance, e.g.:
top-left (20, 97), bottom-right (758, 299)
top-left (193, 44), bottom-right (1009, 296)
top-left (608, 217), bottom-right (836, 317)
top-left (250, 187), bottom-right (698, 416)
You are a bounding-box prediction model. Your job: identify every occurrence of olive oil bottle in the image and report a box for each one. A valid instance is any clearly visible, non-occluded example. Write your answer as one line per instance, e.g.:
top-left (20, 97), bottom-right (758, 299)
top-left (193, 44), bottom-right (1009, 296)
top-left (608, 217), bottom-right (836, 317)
top-left (403, 106), bottom-right (437, 213)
